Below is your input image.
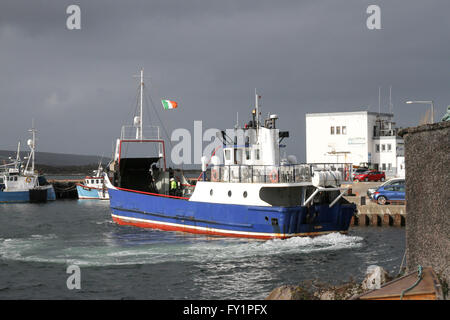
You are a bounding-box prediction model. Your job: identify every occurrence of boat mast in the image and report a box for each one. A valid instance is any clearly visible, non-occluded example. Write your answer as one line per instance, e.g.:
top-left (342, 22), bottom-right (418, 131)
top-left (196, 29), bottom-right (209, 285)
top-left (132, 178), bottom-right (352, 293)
top-left (139, 68), bottom-right (144, 140)
top-left (255, 89), bottom-right (260, 143)
top-left (15, 141), bottom-right (21, 170)
top-left (25, 119), bottom-right (36, 174)
top-left (134, 68), bottom-right (145, 140)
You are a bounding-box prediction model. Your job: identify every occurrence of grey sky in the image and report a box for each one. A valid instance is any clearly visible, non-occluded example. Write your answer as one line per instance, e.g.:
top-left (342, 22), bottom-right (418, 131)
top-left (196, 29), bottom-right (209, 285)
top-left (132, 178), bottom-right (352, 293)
top-left (0, 0), bottom-right (449, 164)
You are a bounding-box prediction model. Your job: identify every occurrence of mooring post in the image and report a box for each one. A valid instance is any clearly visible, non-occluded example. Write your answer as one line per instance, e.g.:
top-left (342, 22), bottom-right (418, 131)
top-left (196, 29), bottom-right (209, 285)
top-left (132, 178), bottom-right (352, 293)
top-left (358, 214), bottom-right (368, 226)
top-left (383, 213), bottom-right (392, 226)
top-left (370, 214), bottom-right (381, 226)
top-left (393, 214), bottom-right (402, 227)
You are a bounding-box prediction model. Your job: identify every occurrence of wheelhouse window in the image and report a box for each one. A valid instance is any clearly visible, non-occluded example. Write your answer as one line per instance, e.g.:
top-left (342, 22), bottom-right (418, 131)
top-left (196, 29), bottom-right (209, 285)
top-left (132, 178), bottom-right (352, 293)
top-left (330, 126), bottom-right (335, 135)
top-left (381, 144), bottom-right (386, 152)
top-left (376, 144), bottom-right (380, 153)
top-left (255, 149), bottom-right (260, 160)
top-left (224, 150), bottom-right (231, 161)
top-left (342, 126), bottom-right (347, 135)
top-left (387, 144), bottom-right (392, 152)
top-left (336, 126), bottom-right (341, 134)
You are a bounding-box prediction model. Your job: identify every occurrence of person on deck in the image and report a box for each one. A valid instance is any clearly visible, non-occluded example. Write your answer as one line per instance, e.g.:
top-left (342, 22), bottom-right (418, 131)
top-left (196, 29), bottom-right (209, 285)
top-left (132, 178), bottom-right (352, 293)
top-left (169, 177), bottom-right (177, 196)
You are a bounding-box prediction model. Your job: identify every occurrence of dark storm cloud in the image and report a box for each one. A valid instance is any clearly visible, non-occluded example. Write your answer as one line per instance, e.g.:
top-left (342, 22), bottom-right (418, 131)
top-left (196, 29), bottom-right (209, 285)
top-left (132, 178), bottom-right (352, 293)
top-left (0, 0), bottom-right (449, 163)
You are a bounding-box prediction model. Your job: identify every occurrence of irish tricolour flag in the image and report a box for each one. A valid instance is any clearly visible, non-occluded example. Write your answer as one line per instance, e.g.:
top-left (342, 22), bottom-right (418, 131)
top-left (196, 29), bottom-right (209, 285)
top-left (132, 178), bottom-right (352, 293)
top-left (161, 99), bottom-right (178, 110)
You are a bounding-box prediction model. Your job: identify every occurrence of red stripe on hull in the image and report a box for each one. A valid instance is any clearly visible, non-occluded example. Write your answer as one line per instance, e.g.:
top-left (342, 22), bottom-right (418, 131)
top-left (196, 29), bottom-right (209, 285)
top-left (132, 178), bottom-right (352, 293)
top-left (111, 215), bottom-right (345, 240)
top-left (111, 215), bottom-right (285, 240)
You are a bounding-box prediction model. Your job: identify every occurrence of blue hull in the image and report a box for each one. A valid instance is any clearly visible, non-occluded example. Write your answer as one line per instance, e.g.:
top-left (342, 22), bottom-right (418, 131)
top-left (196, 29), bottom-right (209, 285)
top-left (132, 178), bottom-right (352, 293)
top-left (0, 187), bottom-right (56, 203)
top-left (109, 188), bottom-right (356, 239)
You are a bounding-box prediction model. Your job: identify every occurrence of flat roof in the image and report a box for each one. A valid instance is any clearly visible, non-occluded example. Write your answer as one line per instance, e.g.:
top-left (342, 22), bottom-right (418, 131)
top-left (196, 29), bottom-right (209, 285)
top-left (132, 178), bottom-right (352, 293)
top-left (305, 111), bottom-right (394, 117)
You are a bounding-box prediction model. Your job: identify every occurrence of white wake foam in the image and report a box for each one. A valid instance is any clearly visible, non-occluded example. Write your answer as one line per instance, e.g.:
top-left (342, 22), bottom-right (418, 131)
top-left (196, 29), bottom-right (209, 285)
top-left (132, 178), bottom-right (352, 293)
top-left (0, 232), bottom-right (363, 267)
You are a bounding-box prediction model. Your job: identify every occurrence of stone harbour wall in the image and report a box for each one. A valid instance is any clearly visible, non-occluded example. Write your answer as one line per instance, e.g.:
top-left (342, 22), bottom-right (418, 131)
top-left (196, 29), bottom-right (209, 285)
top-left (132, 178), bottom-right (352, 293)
top-left (398, 121), bottom-right (450, 283)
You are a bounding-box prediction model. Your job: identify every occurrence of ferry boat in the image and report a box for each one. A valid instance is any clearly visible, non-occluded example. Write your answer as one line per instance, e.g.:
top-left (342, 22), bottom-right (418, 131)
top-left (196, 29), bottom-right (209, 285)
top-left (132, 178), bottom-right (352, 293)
top-left (104, 70), bottom-right (356, 239)
top-left (0, 123), bottom-right (56, 203)
top-left (76, 162), bottom-right (109, 200)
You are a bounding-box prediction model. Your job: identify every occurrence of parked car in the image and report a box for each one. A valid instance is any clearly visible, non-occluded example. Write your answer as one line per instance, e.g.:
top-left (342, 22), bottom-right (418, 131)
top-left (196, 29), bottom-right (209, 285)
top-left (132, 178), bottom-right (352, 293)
top-left (354, 170), bottom-right (385, 182)
top-left (352, 167), bottom-right (369, 178)
top-left (367, 178), bottom-right (405, 199)
top-left (373, 184), bottom-right (405, 205)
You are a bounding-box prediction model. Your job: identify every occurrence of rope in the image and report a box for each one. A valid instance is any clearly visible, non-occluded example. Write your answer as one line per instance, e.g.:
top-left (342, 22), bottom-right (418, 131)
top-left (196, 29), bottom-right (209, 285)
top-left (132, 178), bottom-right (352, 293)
top-left (397, 248), bottom-right (408, 276)
top-left (53, 185), bottom-right (77, 192)
top-left (144, 83), bottom-right (173, 148)
top-left (400, 265), bottom-right (423, 300)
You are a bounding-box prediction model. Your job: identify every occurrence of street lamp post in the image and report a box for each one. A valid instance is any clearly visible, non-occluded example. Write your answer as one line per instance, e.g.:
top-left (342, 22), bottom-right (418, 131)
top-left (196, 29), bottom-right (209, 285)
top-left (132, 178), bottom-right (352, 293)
top-left (406, 100), bottom-right (434, 124)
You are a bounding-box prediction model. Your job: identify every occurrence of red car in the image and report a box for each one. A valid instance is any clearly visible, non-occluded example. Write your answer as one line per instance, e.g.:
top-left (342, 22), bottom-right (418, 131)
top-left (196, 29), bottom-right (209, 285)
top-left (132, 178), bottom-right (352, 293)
top-left (354, 170), bottom-right (385, 182)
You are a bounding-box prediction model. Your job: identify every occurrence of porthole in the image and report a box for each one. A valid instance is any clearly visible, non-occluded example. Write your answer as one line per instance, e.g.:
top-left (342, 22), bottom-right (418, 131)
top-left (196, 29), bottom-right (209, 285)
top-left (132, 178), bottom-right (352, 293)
top-left (228, 191), bottom-right (232, 197)
top-left (243, 191), bottom-right (248, 198)
top-left (210, 189), bottom-right (213, 196)
top-left (265, 216), bottom-right (269, 221)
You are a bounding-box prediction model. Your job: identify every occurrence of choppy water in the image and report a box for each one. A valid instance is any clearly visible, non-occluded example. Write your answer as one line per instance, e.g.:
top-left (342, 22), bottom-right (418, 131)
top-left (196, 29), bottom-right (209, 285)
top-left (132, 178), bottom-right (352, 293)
top-left (0, 200), bottom-right (405, 299)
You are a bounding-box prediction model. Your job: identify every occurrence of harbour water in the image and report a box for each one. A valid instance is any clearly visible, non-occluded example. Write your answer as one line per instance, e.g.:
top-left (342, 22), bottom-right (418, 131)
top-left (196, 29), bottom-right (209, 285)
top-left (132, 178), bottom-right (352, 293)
top-left (0, 200), bottom-right (405, 299)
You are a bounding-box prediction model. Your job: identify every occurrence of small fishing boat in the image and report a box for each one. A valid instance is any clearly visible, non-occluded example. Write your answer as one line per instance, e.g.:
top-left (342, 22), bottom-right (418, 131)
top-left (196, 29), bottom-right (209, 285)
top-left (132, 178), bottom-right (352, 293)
top-left (76, 162), bottom-right (109, 200)
top-left (0, 122), bottom-right (56, 203)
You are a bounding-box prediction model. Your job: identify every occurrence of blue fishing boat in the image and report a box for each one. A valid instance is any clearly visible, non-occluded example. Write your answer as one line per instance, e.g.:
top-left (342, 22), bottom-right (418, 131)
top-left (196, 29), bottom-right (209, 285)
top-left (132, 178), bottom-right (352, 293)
top-left (76, 163), bottom-right (109, 200)
top-left (105, 70), bottom-right (356, 239)
top-left (0, 122), bottom-right (56, 203)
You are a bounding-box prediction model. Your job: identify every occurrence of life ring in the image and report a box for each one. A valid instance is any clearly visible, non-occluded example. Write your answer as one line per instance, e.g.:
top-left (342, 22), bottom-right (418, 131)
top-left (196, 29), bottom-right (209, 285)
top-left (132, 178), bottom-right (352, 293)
top-left (269, 169), bottom-right (278, 183)
top-left (211, 169), bottom-right (219, 182)
top-left (25, 177), bottom-right (32, 183)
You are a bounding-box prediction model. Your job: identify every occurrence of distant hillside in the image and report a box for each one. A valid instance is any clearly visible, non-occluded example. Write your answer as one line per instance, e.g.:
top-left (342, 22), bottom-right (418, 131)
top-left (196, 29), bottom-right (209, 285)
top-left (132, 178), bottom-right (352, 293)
top-left (0, 150), bottom-right (106, 166)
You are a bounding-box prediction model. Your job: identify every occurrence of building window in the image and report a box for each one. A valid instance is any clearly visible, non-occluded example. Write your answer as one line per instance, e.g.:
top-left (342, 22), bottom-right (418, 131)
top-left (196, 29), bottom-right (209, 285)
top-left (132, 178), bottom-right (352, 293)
top-left (381, 144), bottom-right (386, 152)
top-left (387, 144), bottom-right (392, 152)
top-left (336, 126), bottom-right (341, 134)
top-left (376, 144), bottom-right (380, 153)
top-left (382, 163), bottom-right (386, 170)
top-left (388, 163), bottom-right (392, 171)
top-left (342, 126), bottom-right (347, 135)
top-left (330, 126), bottom-right (335, 135)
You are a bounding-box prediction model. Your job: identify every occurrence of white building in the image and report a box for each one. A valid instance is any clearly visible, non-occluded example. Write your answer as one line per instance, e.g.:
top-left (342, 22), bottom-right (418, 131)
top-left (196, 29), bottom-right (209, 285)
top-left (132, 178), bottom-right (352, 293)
top-left (305, 111), bottom-right (404, 177)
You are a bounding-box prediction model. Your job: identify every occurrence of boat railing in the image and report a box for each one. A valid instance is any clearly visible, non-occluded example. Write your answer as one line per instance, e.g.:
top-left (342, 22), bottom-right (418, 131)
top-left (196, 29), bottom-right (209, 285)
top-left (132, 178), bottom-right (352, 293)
top-left (210, 164), bottom-right (311, 183)
top-left (210, 163), bottom-right (353, 183)
top-left (120, 125), bottom-right (161, 140)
